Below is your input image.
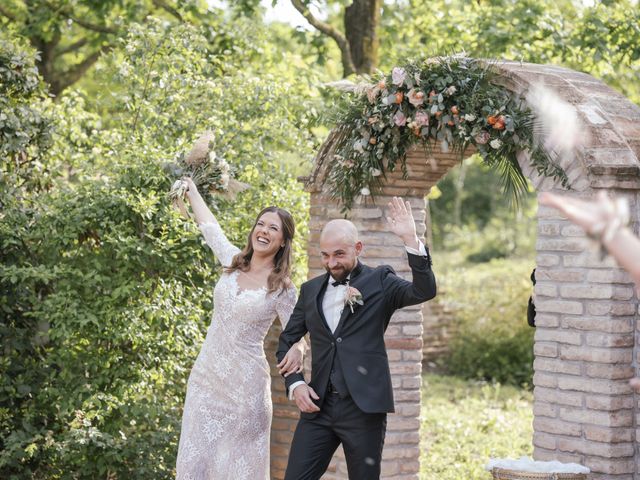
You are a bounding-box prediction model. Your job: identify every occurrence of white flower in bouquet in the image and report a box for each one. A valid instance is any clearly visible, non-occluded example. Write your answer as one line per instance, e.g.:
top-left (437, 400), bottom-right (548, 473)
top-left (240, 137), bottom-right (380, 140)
top-left (489, 138), bottom-right (502, 149)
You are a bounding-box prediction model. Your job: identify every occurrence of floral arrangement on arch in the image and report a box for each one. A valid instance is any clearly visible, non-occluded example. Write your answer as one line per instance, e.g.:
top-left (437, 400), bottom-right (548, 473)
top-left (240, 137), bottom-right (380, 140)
top-left (326, 56), bottom-right (569, 209)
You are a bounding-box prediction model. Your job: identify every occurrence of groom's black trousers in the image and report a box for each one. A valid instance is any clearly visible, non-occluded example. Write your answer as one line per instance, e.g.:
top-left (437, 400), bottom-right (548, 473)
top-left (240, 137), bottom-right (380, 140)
top-left (284, 390), bottom-right (387, 480)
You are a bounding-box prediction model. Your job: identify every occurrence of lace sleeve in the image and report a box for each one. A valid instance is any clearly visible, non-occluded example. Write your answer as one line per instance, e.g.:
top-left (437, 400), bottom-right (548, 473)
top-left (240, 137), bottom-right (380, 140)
top-left (275, 285), bottom-right (298, 329)
top-left (199, 221), bottom-right (241, 267)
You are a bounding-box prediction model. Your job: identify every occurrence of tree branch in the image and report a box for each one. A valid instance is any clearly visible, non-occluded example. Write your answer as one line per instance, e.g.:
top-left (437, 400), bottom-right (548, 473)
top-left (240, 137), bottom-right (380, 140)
top-left (290, 0), bottom-right (355, 76)
top-left (57, 37), bottom-right (89, 55)
top-left (152, 0), bottom-right (183, 22)
top-left (42, 1), bottom-right (119, 34)
top-left (55, 43), bottom-right (113, 95)
top-left (67, 15), bottom-right (118, 34)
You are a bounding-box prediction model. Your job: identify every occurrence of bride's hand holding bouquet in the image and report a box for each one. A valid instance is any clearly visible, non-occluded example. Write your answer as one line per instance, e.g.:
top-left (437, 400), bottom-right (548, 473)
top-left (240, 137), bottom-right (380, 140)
top-left (168, 131), bottom-right (248, 219)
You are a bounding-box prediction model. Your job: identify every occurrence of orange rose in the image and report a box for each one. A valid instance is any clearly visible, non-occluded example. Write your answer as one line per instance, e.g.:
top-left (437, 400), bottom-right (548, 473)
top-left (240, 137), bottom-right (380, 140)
top-left (447, 120), bottom-right (455, 126)
top-left (395, 92), bottom-right (404, 104)
top-left (493, 115), bottom-right (506, 130)
top-left (435, 110), bottom-right (442, 118)
top-left (487, 115), bottom-right (498, 125)
top-left (413, 126), bottom-right (421, 136)
top-left (369, 137), bottom-right (378, 144)
top-left (451, 105), bottom-right (459, 115)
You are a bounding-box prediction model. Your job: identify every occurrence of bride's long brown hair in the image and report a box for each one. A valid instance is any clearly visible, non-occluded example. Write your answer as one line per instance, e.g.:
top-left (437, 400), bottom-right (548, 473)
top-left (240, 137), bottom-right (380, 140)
top-left (225, 206), bottom-right (295, 294)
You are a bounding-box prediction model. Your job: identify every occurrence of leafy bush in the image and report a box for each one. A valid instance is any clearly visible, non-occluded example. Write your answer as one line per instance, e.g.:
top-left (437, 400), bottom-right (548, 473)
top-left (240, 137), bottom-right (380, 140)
top-left (1, 20), bottom-right (313, 479)
top-left (438, 256), bottom-right (535, 387)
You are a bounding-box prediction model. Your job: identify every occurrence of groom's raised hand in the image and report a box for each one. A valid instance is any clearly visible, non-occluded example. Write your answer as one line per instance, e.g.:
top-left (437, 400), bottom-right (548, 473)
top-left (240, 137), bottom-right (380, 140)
top-left (293, 384), bottom-right (320, 413)
top-left (386, 196), bottom-right (420, 250)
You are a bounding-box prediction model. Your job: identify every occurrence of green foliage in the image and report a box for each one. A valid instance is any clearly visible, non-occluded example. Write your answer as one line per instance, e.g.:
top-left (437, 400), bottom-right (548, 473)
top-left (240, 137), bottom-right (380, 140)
top-left (1, 18), bottom-right (313, 479)
top-left (437, 255), bottom-right (535, 387)
top-left (0, 34), bottom-right (54, 190)
top-left (327, 56), bottom-right (567, 209)
top-left (380, 0), bottom-right (640, 104)
top-left (421, 373), bottom-right (533, 480)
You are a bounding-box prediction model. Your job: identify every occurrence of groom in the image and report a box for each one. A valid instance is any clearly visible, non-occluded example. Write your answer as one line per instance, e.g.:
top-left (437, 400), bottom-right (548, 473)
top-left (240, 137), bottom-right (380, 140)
top-left (276, 196), bottom-right (436, 479)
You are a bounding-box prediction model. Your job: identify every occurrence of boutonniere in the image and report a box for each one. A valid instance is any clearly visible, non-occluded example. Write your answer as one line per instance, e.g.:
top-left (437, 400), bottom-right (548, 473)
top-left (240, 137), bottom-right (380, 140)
top-left (344, 286), bottom-right (364, 313)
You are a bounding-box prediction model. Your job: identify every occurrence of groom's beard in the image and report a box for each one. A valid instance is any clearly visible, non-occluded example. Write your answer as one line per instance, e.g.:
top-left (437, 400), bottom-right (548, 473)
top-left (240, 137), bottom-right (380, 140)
top-left (325, 263), bottom-right (355, 282)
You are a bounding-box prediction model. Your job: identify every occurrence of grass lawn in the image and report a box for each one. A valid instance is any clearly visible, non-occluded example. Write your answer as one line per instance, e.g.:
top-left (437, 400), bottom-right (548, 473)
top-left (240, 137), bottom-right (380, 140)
top-left (420, 373), bottom-right (533, 479)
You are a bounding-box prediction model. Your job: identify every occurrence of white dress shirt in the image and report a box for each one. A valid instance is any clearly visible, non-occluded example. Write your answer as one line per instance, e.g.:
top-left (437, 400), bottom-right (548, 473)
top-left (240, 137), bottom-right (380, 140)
top-left (288, 241), bottom-right (428, 399)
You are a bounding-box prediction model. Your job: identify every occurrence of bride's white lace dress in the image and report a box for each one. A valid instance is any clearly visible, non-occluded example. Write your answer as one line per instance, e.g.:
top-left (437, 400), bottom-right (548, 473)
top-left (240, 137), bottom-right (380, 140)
top-left (175, 221), bottom-right (297, 480)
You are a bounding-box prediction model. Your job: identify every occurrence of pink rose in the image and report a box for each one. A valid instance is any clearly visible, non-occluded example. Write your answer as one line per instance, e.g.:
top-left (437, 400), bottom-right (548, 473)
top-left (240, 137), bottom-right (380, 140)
top-left (393, 110), bottom-right (407, 127)
top-left (392, 67), bottom-right (406, 86)
top-left (415, 111), bottom-right (430, 127)
top-left (407, 89), bottom-right (425, 107)
top-left (366, 85), bottom-right (381, 104)
top-left (474, 131), bottom-right (491, 145)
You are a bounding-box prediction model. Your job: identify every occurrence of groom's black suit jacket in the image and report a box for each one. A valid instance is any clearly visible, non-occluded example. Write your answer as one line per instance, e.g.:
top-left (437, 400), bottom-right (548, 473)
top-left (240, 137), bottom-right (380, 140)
top-left (277, 252), bottom-right (436, 414)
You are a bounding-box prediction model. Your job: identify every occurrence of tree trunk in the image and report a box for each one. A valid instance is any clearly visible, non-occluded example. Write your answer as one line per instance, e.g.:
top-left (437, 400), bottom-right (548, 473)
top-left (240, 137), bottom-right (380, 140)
top-left (344, 0), bottom-right (381, 74)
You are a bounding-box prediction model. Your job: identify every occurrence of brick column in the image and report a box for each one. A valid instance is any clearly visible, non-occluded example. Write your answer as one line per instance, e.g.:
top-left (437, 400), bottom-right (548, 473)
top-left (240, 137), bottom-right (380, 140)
top-left (531, 192), bottom-right (639, 478)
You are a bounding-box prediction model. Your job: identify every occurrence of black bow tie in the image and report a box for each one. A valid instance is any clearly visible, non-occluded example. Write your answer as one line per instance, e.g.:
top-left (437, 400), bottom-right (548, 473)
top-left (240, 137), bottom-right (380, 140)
top-left (331, 278), bottom-right (348, 287)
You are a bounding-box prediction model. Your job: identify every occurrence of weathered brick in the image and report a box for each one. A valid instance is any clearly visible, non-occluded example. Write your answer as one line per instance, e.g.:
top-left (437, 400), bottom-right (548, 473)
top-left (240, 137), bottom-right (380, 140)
top-left (533, 402), bottom-right (557, 418)
top-left (534, 342), bottom-right (558, 357)
top-left (584, 457), bottom-right (635, 475)
top-left (586, 332), bottom-right (634, 348)
top-left (533, 372), bottom-right (558, 388)
top-left (559, 407), bottom-right (633, 427)
top-left (587, 269), bottom-right (633, 284)
top-left (536, 269), bottom-right (584, 282)
top-left (533, 416), bottom-right (582, 436)
top-left (537, 238), bottom-right (587, 252)
top-left (538, 222), bottom-right (561, 236)
top-left (585, 425), bottom-right (634, 443)
top-left (558, 376), bottom-right (633, 395)
top-left (535, 328), bottom-right (582, 345)
top-left (536, 254), bottom-right (561, 267)
top-left (560, 284), bottom-right (613, 299)
top-left (534, 357), bottom-right (582, 375)
top-left (562, 316), bottom-right (634, 333)
top-left (557, 437), bottom-right (634, 457)
top-left (535, 386), bottom-right (583, 407)
top-left (563, 253), bottom-right (619, 268)
top-left (560, 345), bottom-right (632, 364)
top-left (535, 283), bottom-right (558, 297)
top-left (585, 363), bottom-right (635, 380)
top-left (536, 300), bottom-right (584, 315)
top-left (586, 394), bottom-right (635, 411)
top-left (561, 224), bottom-right (586, 237)
top-left (586, 302), bottom-right (636, 316)
top-left (533, 432), bottom-right (557, 449)
top-left (534, 313), bottom-right (560, 327)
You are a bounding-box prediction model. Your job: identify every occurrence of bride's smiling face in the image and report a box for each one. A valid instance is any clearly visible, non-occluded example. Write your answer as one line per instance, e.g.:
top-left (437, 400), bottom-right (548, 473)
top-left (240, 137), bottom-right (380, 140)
top-left (251, 211), bottom-right (284, 257)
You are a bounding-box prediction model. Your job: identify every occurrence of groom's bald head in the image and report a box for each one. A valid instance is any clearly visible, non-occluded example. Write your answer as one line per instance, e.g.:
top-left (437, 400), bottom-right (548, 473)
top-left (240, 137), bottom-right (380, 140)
top-left (319, 219), bottom-right (362, 282)
top-left (320, 219), bottom-right (359, 244)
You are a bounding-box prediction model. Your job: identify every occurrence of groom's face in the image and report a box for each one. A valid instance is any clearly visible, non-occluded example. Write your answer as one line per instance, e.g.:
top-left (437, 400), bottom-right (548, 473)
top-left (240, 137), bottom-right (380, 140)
top-left (320, 235), bottom-right (362, 282)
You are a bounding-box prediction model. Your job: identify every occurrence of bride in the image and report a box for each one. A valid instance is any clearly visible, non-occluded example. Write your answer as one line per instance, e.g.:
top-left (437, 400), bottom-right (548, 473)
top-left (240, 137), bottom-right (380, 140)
top-left (175, 177), bottom-right (305, 480)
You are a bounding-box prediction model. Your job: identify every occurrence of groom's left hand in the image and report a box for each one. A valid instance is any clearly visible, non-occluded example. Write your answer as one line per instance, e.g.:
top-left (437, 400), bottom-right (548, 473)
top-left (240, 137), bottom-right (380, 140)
top-left (386, 196), bottom-right (420, 250)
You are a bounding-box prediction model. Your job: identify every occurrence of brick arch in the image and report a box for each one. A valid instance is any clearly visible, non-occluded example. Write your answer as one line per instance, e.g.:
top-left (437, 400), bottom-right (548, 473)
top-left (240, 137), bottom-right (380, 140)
top-left (266, 61), bottom-right (640, 479)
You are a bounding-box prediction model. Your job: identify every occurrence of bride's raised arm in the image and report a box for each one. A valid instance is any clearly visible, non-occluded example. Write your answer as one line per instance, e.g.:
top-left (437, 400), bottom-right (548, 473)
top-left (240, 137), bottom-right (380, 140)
top-left (183, 177), bottom-right (216, 225)
top-left (183, 177), bottom-right (240, 266)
